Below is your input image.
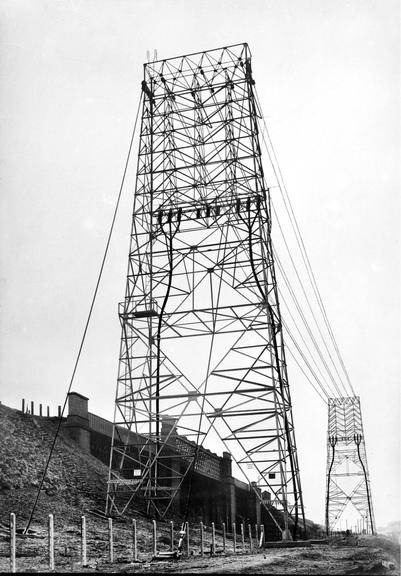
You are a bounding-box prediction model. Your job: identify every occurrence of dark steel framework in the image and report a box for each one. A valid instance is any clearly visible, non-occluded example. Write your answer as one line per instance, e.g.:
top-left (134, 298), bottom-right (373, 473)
top-left (325, 397), bottom-right (376, 534)
top-left (106, 43), bottom-right (305, 537)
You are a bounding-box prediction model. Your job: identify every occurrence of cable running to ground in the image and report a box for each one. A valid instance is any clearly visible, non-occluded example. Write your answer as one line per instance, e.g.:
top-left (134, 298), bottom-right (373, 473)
top-left (24, 92), bottom-right (143, 533)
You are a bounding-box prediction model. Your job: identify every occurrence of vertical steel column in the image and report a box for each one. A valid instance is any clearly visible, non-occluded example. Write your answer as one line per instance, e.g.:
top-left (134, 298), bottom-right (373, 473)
top-left (106, 44), bottom-right (305, 535)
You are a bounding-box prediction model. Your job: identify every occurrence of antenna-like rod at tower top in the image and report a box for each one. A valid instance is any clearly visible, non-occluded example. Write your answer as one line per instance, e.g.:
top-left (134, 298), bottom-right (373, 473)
top-left (145, 49), bottom-right (158, 63)
top-left (106, 44), bottom-right (305, 539)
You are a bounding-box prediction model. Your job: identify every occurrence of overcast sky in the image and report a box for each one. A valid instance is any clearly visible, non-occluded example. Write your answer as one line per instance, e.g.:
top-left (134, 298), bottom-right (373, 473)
top-left (0, 0), bottom-right (399, 529)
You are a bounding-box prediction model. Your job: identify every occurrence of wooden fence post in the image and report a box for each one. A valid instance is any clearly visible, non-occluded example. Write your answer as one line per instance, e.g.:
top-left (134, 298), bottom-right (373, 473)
top-left (152, 520), bottom-right (157, 556)
top-left (132, 519), bottom-right (137, 562)
top-left (185, 522), bottom-right (190, 556)
top-left (48, 513), bottom-right (55, 570)
top-left (108, 518), bottom-right (114, 563)
top-left (10, 513), bottom-right (16, 573)
top-left (170, 521), bottom-right (174, 551)
top-left (222, 522), bottom-right (226, 553)
top-left (241, 523), bottom-right (245, 552)
top-left (248, 524), bottom-right (253, 552)
top-left (232, 522), bottom-right (236, 553)
top-left (258, 524), bottom-right (264, 548)
top-left (81, 515), bottom-right (87, 567)
top-left (200, 522), bottom-right (204, 556)
top-left (211, 522), bottom-right (215, 556)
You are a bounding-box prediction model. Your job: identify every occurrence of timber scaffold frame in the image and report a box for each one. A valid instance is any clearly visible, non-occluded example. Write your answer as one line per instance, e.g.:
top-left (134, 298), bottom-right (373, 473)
top-left (106, 43), bottom-right (305, 539)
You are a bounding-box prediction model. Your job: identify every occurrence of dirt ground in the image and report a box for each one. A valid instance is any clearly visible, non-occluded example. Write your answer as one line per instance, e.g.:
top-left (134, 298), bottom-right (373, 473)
top-left (0, 519), bottom-right (399, 575)
top-left (1, 404), bottom-right (399, 574)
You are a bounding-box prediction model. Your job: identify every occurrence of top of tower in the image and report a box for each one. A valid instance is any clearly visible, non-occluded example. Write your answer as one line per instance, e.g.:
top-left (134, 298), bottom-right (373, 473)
top-left (144, 42), bottom-right (251, 80)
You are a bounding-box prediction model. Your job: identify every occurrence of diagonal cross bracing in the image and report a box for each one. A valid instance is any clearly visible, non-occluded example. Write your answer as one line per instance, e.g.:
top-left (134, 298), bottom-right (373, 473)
top-left (106, 43), bottom-right (305, 536)
top-left (325, 397), bottom-right (376, 534)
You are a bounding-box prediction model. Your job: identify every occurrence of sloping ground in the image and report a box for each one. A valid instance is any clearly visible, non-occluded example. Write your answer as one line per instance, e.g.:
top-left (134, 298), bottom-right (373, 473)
top-left (0, 402), bottom-right (180, 571)
top-left (0, 403), bottom-right (399, 574)
top-left (0, 403), bottom-right (107, 523)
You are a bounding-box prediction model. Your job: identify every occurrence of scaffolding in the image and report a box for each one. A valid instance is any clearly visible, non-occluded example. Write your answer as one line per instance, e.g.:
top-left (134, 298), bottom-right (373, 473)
top-left (106, 43), bottom-right (305, 537)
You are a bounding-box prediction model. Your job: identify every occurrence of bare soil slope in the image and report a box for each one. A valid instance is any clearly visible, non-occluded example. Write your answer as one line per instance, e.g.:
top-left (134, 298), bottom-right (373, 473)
top-left (0, 403), bottom-right (399, 574)
top-left (0, 403), bottom-right (107, 522)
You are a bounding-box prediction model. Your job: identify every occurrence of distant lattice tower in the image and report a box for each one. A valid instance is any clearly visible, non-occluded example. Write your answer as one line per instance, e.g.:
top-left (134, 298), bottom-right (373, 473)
top-left (325, 397), bottom-right (375, 534)
top-left (106, 43), bottom-right (305, 538)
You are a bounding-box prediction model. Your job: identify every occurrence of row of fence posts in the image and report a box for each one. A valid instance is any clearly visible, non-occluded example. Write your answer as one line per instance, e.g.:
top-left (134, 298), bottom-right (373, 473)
top-left (20, 399), bottom-right (61, 418)
top-left (151, 519), bottom-right (264, 557)
top-left (8, 513), bottom-right (266, 572)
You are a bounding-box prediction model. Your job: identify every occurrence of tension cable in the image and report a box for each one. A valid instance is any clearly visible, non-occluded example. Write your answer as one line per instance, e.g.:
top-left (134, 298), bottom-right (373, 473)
top-left (24, 92), bottom-right (143, 533)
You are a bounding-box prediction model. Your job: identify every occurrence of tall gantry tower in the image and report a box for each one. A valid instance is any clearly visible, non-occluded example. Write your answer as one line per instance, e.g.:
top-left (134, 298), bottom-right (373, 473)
top-left (106, 43), bottom-right (305, 537)
top-left (326, 397), bottom-right (375, 534)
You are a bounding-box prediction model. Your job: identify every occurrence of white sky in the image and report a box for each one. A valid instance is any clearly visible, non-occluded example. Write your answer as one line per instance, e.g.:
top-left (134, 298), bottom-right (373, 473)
top-left (0, 0), bottom-right (399, 529)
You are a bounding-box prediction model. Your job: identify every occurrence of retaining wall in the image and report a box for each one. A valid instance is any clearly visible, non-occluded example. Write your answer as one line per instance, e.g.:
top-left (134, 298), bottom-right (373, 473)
top-left (62, 392), bottom-right (280, 533)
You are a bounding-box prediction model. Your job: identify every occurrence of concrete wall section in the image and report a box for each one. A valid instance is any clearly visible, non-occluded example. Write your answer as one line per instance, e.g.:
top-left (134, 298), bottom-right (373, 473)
top-left (64, 392), bottom-right (91, 453)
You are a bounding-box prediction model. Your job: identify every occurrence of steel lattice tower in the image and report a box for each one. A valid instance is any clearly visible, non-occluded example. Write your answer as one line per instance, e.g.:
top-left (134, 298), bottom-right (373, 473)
top-left (325, 397), bottom-right (375, 534)
top-left (106, 43), bottom-right (305, 537)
